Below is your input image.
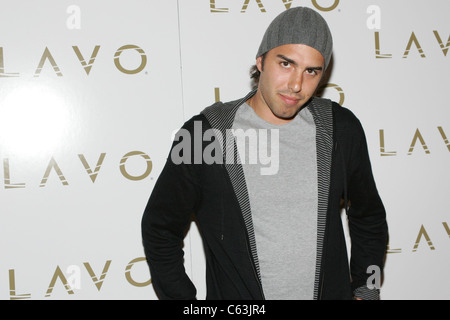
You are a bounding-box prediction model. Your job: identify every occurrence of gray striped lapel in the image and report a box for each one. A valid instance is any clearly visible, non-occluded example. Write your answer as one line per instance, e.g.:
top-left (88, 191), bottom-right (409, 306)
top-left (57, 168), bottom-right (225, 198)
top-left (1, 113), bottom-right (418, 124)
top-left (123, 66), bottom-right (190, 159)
top-left (307, 97), bottom-right (334, 300)
top-left (201, 90), bottom-right (262, 282)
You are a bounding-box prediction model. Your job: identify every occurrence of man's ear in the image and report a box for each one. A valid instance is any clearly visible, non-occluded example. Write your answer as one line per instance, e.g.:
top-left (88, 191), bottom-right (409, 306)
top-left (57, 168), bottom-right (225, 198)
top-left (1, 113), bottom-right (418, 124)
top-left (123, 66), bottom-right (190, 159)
top-left (256, 56), bottom-right (263, 72)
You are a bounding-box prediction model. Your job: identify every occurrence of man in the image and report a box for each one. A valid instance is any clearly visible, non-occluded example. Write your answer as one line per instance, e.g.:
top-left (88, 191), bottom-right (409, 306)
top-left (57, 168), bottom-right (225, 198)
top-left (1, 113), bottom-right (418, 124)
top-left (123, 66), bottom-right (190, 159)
top-left (142, 7), bottom-right (388, 300)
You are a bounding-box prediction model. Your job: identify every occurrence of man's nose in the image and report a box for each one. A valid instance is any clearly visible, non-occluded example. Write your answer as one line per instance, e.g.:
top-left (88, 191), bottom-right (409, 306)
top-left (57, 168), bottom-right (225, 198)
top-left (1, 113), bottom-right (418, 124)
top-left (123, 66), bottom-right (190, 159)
top-left (288, 71), bottom-right (303, 93)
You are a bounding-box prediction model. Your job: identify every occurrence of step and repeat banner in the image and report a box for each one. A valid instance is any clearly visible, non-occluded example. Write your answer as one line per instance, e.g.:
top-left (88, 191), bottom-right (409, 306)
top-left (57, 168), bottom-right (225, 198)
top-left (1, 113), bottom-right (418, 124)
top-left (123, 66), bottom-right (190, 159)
top-left (0, 0), bottom-right (449, 300)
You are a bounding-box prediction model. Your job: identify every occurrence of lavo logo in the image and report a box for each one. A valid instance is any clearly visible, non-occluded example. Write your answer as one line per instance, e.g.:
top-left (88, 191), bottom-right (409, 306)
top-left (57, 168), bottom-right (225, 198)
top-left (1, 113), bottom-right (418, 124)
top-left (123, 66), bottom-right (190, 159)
top-left (387, 222), bottom-right (450, 254)
top-left (0, 45), bottom-right (147, 77)
top-left (210, 0), bottom-right (340, 13)
top-left (373, 30), bottom-right (450, 59)
top-left (379, 127), bottom-right (450, 156)
top-left (8, 257), bottom-right (150, 300)
top-left (2, 151), bottom-right (153, 189)
top-left (367, 5), bottom-right (450, 59)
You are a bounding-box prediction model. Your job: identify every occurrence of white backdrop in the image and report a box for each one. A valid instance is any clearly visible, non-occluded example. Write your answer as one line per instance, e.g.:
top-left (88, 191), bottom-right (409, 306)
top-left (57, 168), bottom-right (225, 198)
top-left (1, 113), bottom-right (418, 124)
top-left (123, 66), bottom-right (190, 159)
top-left (0, 0), bottom-right (449, 300)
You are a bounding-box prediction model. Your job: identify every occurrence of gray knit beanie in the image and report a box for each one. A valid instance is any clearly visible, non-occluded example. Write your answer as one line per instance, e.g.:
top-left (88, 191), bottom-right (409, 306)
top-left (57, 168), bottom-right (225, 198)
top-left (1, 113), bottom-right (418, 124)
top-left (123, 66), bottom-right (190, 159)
top-left (256, 7), bottom-right (333, 69)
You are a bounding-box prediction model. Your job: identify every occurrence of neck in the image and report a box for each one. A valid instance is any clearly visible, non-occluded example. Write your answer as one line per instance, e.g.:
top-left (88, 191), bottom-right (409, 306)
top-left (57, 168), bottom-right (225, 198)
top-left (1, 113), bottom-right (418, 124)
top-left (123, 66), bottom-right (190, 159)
top-left (247, 90), bottom-right (296, 125)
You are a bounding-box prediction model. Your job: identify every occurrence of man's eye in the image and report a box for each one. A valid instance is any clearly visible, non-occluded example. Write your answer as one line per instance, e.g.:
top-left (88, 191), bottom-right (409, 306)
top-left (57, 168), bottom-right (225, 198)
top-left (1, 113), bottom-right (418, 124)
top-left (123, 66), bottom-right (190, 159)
top-left (280, 61), bottom-right (291, 68)
top-left (305, 68), bottom-right (317, 75)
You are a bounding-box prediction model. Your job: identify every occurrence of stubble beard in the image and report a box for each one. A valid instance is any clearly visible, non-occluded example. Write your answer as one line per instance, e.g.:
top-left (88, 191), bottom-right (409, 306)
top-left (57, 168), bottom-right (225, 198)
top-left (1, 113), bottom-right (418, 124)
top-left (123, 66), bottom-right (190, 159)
top-left (262, 90), bottom-right (307, 121)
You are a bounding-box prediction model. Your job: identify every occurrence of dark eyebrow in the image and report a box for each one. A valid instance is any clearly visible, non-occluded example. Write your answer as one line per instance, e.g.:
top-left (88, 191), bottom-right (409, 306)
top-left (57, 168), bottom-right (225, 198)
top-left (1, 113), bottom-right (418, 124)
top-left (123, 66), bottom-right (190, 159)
top-left (277, 54), bottom-right (298, 66)
top-left (307, 66), bottom-right (323, 71)
top-left (277, 54), bottom-right (323, 72)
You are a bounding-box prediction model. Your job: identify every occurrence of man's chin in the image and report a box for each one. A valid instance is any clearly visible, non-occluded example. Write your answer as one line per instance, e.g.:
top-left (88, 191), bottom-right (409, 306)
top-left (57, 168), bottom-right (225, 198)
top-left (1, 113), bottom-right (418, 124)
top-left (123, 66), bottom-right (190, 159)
top-left (272, 107), bottom-right (302, 121)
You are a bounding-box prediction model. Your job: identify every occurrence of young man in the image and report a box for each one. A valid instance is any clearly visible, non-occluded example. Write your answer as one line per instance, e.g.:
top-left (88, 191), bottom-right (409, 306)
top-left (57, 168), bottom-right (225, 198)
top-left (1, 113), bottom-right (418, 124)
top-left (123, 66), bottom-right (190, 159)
top-left (142, 7), bottom-right (388, 300)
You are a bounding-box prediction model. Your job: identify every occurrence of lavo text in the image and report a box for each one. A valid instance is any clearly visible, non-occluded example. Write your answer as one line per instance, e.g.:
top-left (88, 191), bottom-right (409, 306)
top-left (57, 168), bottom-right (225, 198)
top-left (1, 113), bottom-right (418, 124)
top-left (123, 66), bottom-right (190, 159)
top-left (380, 127), bottom-right (450, 156)
top-left (0, 44), bottom-right (147, 77)
top-left (8, 257), bottom-right (150, 300)
top-left (3, 151), bottom-right (152, 189)
top-left (373, 31), bottom-right (450, 59)
top-left (210, 0), bottom-right (340, 13)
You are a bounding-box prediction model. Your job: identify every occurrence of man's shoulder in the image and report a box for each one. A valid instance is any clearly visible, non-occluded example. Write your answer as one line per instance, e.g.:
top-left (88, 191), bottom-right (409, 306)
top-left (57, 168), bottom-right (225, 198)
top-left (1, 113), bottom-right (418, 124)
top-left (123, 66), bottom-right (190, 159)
top-left (180, 98), bottom-right (243, 131)
top-left (327, 99), bottom-right (362, 126)
top-left (201, 97), bottom-right (247, 118)
top-left (202, 98), bottom-right (240, 111)
top-left (202, 90), bottom-right (255, 118)
top-left (311, 96), bottom-right (364, 137)
top-left (327, 100), bottom-right (366, 139)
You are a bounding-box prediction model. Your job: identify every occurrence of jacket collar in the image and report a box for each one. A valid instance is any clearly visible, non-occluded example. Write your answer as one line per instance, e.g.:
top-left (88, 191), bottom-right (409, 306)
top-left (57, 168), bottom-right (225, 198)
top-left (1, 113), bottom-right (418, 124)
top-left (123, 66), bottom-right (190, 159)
top-left (202, 89), bottom-right (333, 137)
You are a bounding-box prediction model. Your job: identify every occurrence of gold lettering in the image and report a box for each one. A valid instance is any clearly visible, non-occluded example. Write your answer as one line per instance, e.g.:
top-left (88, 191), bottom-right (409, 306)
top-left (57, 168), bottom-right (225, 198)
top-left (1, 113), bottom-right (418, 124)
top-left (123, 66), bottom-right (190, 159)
top-left (3, 159), bottom-right (26, 189)
top-left (312, 0), bottom-right (340, 12)
top-left (374, 32), bottom-right (392, 59)
top-left (386, 245), bottom-right (402, 254)
top-left (443, 222), bottom-right (450, 239)
top-left (119, 151), bottom-right (152, 181)
top-left (282, 0), bottom-right (294, 10)
top-left (210, 0), bottom-right (229, 13)
top-left (407, 129), bottom-right (430, 155)
top-left (9, 270), bottom-right (31, 300)
top-left (40, 157), bottom-right (69, 187)
top-left (0, 47), bottom-right (19, 77)
top-left (437, 126), bottom-right (450, 152)
top-left (114, 45), bottom-right (147, 75)
top-left (125, 257), bottom-right (152, 287)
top-left (379, 130), bottom-right (397, 156)
top-left (241, 0), bottom-right (266, 13)
top-left (403, 32), bottom-right (426, 58)
top-left (215, 87), bottom-right (221, 103)
top-left (78, 153), bottom-right (106, 183)
top-left (34, 47), bottom-right (63, 77)
top-left (83, 260), bottom-right (112, 291)
top-left (412, 225), bottom-right (435, 252)
top-left (317, 83), bottom-right (345, 105)
top-left (45, 266), bottom-right (75, 297)
top-left (433, 31), bottom-right (450, 57)
top-left (73, 45), bottom-right (101, 75)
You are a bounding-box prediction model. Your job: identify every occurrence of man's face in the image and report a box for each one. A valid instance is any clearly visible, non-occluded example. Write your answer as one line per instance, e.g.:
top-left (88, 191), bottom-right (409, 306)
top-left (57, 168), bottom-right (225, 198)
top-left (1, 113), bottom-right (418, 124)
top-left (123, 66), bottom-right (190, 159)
top-left (253, 44), bottom-right (325, 125)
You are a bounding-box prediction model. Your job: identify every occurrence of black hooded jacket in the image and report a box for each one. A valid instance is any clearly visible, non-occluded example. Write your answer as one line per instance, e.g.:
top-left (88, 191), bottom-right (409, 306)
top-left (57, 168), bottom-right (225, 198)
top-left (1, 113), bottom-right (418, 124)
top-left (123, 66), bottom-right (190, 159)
top-left (141, 91), bottom-right (388, 300)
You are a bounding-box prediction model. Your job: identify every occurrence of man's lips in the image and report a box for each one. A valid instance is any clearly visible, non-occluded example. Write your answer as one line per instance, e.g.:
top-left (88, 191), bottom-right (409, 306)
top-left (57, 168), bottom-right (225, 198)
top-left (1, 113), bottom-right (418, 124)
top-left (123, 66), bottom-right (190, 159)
top-left (279, 94), bottom-right (302, 106)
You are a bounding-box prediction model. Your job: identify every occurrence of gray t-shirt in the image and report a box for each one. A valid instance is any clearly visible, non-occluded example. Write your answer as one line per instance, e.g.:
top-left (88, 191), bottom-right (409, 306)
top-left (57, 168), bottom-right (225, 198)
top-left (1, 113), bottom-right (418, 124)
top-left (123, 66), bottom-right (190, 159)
top-left (232, 103), bottom-right (318, 300)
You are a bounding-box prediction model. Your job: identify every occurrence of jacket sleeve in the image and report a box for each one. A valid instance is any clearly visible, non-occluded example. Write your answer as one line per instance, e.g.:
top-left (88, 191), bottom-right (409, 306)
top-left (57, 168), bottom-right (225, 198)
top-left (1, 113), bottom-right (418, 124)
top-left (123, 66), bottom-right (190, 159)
top-left (141, 119), bottom-right (202, 300)
top-left (345, 116), bottom-right (388, 300)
